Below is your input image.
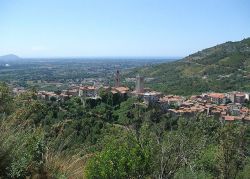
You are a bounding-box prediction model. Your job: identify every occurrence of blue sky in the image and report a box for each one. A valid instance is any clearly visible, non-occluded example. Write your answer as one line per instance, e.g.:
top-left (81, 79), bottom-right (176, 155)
top-left (0, 0), bottom-right (250, 58)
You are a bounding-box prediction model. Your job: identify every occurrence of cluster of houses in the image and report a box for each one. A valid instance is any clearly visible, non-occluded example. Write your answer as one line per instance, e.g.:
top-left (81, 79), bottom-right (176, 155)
top-left (37, 89), bottom-right (78, 101)
top-left (128, 82), bottom-right (250, 123)
top-left (159, 92), bottom-right (250, 123)
top-left (12, 71), bottom-right (250, 123)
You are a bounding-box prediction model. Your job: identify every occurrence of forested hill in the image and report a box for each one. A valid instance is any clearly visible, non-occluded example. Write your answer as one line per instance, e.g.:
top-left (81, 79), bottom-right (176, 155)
top-left (128, 38), bottom-right (250, 95)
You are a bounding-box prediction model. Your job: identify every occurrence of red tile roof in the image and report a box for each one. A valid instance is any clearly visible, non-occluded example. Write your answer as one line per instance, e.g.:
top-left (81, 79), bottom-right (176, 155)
top-left (224, 116), bottom-right (235, 121)
top-left (79, 86), bottom-right (96, 90)
top-left (209, 93), bottom-right (225, 99)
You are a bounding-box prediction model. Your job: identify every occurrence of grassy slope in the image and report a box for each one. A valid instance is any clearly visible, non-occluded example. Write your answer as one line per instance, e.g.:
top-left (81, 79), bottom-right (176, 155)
top-left (128, 38), bottom-right (250, 96)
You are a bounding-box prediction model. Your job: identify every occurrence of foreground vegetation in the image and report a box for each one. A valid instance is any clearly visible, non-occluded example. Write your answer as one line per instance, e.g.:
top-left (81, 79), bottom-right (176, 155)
top-left (1, 82), bottom-right (250, 178)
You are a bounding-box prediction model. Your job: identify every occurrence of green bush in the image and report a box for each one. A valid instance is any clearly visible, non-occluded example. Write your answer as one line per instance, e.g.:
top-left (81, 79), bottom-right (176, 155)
top-left (84, 134), bottom-right (153, 179)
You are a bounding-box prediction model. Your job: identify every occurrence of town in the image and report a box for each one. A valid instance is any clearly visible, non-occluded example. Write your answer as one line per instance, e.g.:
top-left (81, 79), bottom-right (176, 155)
top-left (1, 0), bottom-right (250, 178)
top-left (12, 70), bottom-right (250, 123)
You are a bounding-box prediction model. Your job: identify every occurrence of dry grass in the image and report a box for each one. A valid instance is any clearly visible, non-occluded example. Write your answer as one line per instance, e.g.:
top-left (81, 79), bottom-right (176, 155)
top-left (0, 118), bottom-right (89, 179)
top-left (44, 150), bottom-right (88, 179)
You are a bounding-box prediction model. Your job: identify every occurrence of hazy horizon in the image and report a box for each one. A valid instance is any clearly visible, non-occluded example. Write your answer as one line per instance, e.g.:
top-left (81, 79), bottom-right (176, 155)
top-left (0, 54), bottom-right (182, 59)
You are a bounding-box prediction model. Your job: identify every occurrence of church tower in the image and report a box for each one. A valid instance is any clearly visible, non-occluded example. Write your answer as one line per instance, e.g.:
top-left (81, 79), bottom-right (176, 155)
top-left (136, 74), bottom-right (144, 93)
top-left (115, 70), bottom-right (120, 87)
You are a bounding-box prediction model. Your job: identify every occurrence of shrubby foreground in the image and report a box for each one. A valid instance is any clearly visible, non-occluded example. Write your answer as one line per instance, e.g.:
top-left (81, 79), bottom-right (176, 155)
top-left (1, 82), bottom-right (250, 178)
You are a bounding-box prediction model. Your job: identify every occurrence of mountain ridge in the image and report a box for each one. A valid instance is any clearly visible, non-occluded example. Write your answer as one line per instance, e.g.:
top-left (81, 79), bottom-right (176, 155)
top-left (0, 54), bottom-right (21, 61)
top-left (128, 38), bottom-right (250, 95)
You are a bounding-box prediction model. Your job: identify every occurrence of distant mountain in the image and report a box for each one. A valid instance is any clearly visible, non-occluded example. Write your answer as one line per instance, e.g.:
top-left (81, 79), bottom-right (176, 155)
top-left (128, 38), bottom-right (250, 95)
top-left (0, 54), bottom-right (21, 61)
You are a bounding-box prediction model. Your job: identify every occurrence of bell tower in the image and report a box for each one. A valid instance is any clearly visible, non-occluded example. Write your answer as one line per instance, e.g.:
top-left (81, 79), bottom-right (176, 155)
top-left (115, 70), bottom-right (120, 87)
top-left (136, 74), bottom-right (144, 93)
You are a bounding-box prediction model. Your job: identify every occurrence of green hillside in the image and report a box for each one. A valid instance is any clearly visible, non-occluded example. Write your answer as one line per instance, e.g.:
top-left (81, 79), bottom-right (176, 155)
top-left (128, 38), bottom-right (250, 95)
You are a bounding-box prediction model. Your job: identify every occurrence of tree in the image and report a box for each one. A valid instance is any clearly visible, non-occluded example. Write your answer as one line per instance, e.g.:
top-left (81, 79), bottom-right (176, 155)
top-left (216, 123), bottom-right (247, 179)
top-left (155, 129), bottom-right (205, 179)
top-left (236, 158), bottom-right (250, 179)
top-left (84, 133), bottom-right (153, 178)
top-left (0, 82), bottom-right (13, 115)
top-left (113, 97), bottom-right (141, 126)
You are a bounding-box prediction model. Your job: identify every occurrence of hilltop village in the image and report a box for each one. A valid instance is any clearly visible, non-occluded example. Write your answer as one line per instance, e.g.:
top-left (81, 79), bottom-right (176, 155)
top-left (12, 70), bottom-right (250, 123)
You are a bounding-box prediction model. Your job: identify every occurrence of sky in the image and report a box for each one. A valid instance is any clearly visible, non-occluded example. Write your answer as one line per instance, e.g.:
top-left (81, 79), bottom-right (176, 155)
top-left (0, 0), bottom-right (250, 58)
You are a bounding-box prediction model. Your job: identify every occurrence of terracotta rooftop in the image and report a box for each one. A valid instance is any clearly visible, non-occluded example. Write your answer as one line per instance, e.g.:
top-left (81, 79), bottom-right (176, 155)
top-left (110, 86), bottom-right (130, 94)
top-left (113, 86), bottom-right (130, 93)
top-left (224, 116), bottom-right (235, 121)
top-left (217, 105), bottom-right (228, 110)
top-left (79, 86), bottom-right (96, 90)
top-left (159, 95), bottom-right (184, 102)
top-left (209, 93), bottom-right (225, 99)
